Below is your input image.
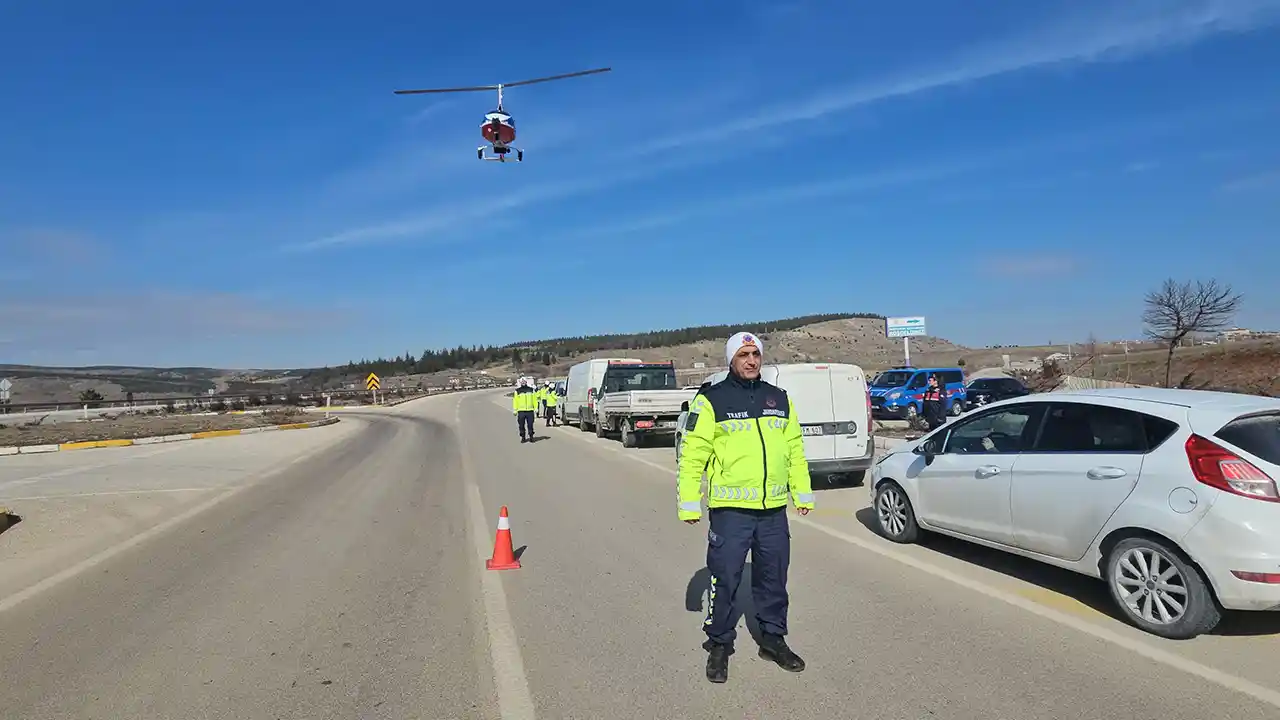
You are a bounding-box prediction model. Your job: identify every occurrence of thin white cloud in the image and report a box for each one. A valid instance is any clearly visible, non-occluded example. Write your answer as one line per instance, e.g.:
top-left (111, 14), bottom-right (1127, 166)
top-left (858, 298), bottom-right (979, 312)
top-left (986, 254), bottom-right (1081, 278)
top-left (4, 227), bottom-right (103, 265)
top-left (406, 99), bottom-right (459, 125)
top-left (635, 0), bottom-right (1280, 154)
top-left (550, 158), bottom-right (986, 245)
top-left (282, 179), bottom-right (590, 252)
top-left (286, 154), bottom-right (713, 252)
top-left (1219, 168), bottom-right (1280, 192)
top-left (0, 292), bottom-right (345, 360)
top-left (283, 1), bottom-right (1280, 254)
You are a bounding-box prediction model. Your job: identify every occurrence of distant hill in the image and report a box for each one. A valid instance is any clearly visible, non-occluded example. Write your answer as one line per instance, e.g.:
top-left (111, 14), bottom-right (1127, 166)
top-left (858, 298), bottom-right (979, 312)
top-left (298, 313), bottom-right (885, 385)
top-left (8, 320), bottom-right (1274, 405)
top-left (0, 313), bottom-right (888, 404)
top-left (499, 316), bottom-right (969, 379)
top-left (0, 364), bottom-right (309, 406)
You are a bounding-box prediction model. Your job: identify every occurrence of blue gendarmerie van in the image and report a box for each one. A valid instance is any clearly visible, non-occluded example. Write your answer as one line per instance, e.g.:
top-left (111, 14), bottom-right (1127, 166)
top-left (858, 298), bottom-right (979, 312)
top-left (869, 366), bottom-right (966, 421)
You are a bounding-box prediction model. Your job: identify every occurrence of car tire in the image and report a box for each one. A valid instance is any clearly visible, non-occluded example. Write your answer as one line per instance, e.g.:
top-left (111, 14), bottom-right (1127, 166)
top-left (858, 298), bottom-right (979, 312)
top-left (1105, 536), bottom-right (1222, 639)
top-left (621, 420), bottom-right (638, 448)
top-left (873, 481), bottom-right (920, 543)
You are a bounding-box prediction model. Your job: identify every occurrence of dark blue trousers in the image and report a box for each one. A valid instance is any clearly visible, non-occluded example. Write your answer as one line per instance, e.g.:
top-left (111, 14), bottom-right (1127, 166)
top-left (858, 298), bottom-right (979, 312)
top-left (704, 506), bottom-right (790, 647)
top-left (517, 411), bottom-right (535, 439)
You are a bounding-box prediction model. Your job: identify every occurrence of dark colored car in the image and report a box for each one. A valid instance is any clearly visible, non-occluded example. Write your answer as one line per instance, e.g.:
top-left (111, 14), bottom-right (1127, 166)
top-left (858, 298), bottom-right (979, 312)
top-left (964, 377), bottom-right (1030, 410)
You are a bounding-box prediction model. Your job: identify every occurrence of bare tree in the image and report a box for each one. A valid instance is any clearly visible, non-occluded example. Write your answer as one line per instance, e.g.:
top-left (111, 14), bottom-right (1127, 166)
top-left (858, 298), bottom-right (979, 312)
top-left (1083, 332), bottom-right (1099, 378)
top-left (1142, 279), bottom-right (1242, 388)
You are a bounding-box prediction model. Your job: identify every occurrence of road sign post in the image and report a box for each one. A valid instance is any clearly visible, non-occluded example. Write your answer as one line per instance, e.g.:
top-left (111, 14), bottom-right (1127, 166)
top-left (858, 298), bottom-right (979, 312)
top-left (366, 373), bottom-right (382, 404)
top-left (885, 316), bottom-right (928, 367)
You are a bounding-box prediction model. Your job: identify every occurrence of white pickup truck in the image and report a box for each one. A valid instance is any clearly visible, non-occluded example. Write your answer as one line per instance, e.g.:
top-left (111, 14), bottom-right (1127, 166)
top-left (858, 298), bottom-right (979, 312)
top-left (588, 362), bottom-right (696, 448)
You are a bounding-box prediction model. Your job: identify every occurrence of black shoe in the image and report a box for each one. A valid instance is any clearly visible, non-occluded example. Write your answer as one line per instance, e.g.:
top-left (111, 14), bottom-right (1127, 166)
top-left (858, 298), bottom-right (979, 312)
top-left (758, 634), bottom-right (805, 672)
top-left (703, 640), bottom-right (731, 683)
top-left (520, 437), bottom-right (528, 443)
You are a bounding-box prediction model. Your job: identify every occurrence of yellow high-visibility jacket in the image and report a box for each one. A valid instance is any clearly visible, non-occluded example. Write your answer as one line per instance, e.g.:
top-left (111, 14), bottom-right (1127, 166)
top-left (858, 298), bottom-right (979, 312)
top-left (676, 374), bottom-right (814, 521)
top-left (512, 388), bottom-right (538, 413)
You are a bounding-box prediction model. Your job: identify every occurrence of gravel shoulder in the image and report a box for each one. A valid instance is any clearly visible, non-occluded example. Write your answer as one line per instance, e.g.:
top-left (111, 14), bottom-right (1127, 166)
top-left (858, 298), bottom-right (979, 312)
top-left (0, 410), bottom-right (311, 447)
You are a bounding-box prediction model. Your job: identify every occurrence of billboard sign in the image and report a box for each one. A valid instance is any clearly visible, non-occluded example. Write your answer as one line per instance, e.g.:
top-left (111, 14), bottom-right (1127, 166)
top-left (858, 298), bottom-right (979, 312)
top-left (885, 316), bottom-right (928, 338)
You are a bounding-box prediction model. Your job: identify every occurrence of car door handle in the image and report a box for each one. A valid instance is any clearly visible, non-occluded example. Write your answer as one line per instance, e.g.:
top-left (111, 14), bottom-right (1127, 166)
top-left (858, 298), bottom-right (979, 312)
top-left (975, 465), bottom-right (1001, 478)
top-left (1087, 466), bottom-right (1127, 480)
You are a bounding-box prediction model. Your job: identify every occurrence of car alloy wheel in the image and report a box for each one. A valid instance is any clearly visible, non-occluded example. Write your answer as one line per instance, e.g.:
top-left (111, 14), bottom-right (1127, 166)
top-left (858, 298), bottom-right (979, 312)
top-left (873, 482), bottom-right (919, 543)
top-left (1112, 546), bottom-right (1189, 625)
top-left (1105, 537), bottom-right (1221, 639)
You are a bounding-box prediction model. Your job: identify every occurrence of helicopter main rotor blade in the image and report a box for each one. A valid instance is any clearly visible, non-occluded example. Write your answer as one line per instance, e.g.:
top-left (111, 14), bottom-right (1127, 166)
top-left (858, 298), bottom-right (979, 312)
top-left (500, 67), bottom-right (611, 89)
top-left (393, 84), bottom-right (499, 95)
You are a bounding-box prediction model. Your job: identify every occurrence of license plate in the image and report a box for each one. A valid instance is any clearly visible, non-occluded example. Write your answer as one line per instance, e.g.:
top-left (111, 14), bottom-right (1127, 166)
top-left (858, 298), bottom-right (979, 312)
top-left (659, 420), bottom-right (677, 428)
top-left (802, 425), bottom-right (824, 436)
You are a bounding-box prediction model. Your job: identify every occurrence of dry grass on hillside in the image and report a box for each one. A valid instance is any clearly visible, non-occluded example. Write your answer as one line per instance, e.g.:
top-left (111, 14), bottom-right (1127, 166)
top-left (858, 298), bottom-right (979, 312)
top-left (497, 318), bottom-right (968, 376)
top-left (1083, 340), bottom-right (1280, 396)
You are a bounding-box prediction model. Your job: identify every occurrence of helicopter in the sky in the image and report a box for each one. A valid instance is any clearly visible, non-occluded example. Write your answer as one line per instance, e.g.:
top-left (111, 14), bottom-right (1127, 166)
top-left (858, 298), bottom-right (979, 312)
top-left (394, 67), bottom-right (612, 163)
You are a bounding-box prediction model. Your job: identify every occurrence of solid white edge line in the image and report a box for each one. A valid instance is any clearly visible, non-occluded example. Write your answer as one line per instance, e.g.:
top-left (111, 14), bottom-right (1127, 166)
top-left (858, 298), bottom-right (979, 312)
top-left (456, 398), bottom-right (538, 720)
top-left (548, 423), bottom-right (1280, 712)
top-left (0, 453), bottom-right (312, 615)
top-left (0, 488), bottom-right (215, 502)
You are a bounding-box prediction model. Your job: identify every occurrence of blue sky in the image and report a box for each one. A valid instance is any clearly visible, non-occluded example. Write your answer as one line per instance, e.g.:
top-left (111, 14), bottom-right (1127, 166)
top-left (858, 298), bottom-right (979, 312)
top-left (3, 0), bottom-right (1279, 368)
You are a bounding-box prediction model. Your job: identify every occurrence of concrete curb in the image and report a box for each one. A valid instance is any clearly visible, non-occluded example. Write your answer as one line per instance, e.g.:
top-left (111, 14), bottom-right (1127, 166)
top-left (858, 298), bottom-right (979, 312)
top-left (0, 416), bottom-right (341, 457)
top-left (875, 436), bottom-right (909, 453)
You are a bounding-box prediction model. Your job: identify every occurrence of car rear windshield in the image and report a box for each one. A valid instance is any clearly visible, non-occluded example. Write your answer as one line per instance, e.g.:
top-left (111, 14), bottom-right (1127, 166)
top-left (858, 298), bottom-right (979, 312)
top-left (1215, 412), bottom-right (1280, 465)
top-left (602, 366), bottom-right (677, 392)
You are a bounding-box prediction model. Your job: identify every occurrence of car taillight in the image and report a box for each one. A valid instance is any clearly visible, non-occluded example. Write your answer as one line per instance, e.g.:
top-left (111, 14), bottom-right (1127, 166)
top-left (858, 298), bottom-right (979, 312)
top-left (1230, 571), bottom-right (1280, 584)
top-left (1184, 434), bottom-right (1280, 502)
top-left (865, 387), bottom-right (873, 435)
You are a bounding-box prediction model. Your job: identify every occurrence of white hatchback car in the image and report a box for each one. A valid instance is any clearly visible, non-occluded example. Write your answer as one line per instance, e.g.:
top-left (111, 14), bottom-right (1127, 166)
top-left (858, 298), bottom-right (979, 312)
top-left (869, 388), bottom-right (1280, 639)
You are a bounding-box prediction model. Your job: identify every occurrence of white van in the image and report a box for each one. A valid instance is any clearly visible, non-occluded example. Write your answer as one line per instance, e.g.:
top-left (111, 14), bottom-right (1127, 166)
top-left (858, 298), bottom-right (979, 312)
top-left (675, 363), bottom-right (874, 479)
top-left (561, 357), bottom-right (642, 427)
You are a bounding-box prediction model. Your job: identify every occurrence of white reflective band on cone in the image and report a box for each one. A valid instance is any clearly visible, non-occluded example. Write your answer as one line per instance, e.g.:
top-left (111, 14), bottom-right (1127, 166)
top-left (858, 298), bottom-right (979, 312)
top-left (497, 515), bottom-right (510, 530)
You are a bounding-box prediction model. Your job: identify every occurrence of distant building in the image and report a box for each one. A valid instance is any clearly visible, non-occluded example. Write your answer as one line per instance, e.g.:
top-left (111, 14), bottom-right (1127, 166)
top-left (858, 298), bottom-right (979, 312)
top-left (1219, 328), bottom-right (1254, 342)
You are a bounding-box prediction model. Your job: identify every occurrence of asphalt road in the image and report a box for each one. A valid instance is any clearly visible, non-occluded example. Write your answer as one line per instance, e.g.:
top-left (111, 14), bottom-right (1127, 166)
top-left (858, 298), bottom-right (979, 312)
top-left (1, 391), bottom-right (1279, 719)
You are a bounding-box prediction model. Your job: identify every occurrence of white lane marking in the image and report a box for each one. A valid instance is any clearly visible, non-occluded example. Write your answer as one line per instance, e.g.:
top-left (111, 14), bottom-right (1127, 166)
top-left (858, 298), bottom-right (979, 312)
top-left (456, 397), bottom-right (537, 720)
top-left (547, 424), bottom-right (1280, 711)
top-left (0, 444), bottom-right (190, 489)
top-left (0, 453), bottom-right (312, 615)
top-left (0, 487), bottom-right (214, 502)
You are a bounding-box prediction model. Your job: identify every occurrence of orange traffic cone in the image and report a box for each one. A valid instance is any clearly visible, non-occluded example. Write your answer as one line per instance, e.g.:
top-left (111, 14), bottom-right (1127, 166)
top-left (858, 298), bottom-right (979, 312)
top-left (485, 505), bottom-right (521, 571)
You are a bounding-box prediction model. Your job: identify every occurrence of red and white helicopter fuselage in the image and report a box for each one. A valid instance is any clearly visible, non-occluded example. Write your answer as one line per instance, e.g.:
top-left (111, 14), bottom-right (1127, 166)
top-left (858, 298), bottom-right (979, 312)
top-left (393, 67), bottom-right (610, 165)
top-left (479, 108), bottom-right (521, 162)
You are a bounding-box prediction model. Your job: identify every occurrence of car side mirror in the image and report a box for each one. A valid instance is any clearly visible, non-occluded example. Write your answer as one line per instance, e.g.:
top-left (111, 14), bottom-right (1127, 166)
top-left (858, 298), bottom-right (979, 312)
top-left (681, 401), bottom-right (689, 412)
top-left (914, 437), bottom-right (942, 465)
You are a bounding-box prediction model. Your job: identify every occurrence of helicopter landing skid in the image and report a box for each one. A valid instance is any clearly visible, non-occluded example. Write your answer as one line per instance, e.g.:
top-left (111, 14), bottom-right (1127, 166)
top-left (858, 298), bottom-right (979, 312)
top-left (478, 146), bottom-right (523, 162)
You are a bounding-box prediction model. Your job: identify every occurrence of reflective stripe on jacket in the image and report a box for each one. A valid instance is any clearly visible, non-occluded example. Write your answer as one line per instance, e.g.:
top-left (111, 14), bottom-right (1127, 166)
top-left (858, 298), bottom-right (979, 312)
top-left (676, 373), bottom-right (814, 521)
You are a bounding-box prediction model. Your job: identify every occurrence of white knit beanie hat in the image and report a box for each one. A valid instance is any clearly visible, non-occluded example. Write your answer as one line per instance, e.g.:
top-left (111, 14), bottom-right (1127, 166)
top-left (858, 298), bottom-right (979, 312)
top-left (724, 331), bottom-right (764, 365)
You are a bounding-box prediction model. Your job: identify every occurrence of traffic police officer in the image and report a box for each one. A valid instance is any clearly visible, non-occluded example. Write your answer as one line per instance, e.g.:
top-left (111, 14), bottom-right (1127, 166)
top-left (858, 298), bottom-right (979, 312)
top-left (677, 331), bottom-right (814, 683)
top-left (543, 383), bottom-right (559, 426)
top-left (512, 378), bottom-right (538, 443)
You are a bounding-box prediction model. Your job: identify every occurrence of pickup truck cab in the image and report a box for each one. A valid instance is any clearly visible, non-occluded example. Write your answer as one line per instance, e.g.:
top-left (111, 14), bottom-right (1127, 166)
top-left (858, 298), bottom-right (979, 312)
top-left (587, 360), bottom-right (696, 448)
top-left (675, 363), bottom-right (874, 481)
